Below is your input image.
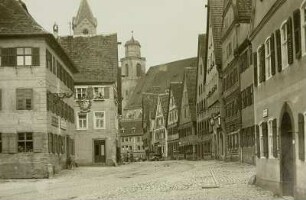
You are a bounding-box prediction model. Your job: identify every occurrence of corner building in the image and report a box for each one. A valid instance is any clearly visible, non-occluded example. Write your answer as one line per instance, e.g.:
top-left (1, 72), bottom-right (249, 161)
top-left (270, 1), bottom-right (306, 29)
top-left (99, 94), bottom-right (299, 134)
top-left (250, 0), bottom-right (306, 198)
top-left (59, 0), bottom-right (119, 166)
top-left (0, 0), bottom-right (78, 178)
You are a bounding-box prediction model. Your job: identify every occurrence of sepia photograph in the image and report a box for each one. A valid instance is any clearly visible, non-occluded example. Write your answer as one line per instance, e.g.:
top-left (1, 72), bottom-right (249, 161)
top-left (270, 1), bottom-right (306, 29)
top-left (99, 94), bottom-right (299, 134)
top-left (0, 0), bottom-right (305, 199)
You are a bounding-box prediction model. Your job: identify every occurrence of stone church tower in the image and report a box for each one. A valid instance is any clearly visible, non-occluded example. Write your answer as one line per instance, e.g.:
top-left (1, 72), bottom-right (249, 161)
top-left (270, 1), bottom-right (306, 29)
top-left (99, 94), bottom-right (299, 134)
top-left (72, 0), bottom-right (97, 36)
top-left (121, 36), bottom-right (146, 111)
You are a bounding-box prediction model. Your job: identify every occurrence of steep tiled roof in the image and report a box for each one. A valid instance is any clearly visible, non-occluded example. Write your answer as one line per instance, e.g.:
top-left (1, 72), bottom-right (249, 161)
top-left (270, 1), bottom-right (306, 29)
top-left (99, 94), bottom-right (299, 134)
top-left (0, 0), bottom-right (47, 35)
top-left (0, 0), bottom-right (78, 73)
top-left (119, 120), bottom-right (143, 136)
top-left (184, 67), bottom-right (197, 121)
top-left (197, 34), bottom-right (207, 60)
top-left (170, 82), bottom-right (183, 110)
top-left (125, 58), bottom-right (197, 110)
top-left (142, 93), bottom-right (158, 130)
top-left (73, 0), bottom-right (97, 27)
top-left (236, 0), bottom-right (252, 22)
top-left (59, 34), bottom-right (118, 83)
top-left (209, 0), bottom-right (224, 67)
top-left (160, 93), bottom-right (169, 121)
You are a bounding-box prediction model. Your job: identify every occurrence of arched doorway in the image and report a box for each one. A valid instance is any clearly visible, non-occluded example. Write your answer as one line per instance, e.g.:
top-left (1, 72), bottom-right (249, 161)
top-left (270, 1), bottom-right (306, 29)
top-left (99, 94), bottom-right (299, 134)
top-left (280, 112), bottom-right (294, 196)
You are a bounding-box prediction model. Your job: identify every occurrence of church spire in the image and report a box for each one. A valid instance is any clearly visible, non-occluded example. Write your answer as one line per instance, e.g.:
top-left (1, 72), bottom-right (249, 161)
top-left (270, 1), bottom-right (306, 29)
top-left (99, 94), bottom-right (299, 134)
top-left (72, 0), bottom-right (97, 36)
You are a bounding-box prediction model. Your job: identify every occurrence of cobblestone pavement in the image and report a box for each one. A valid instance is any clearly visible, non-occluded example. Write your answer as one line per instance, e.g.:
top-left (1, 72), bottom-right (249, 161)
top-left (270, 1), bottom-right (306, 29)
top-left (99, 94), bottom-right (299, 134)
top-left (0, 161), bottom-right (290, 200)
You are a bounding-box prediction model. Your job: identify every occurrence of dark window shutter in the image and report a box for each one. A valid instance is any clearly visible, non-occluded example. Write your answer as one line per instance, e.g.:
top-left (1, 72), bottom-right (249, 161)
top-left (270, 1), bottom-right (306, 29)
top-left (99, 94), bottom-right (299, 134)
top-left (298, 113), bottom-right (305, 161)
top-left (256, 125), bottom-right (260, 158)
top-left (32, 48), bottom-right (40, 66)
top-left (33, 132), bottom-right (43, 153)
top-left (104, 87), bottom-right (110, 99)
top-left (253, 52), bottom-right (258, 87)
top-left (272, 118), bottom-right (278, 158)
top-left (0, 89), bottom-right (2, 110)
top-left (46, 91), bottom-right (50, 111)
top-left (2, 48), bottom-right (17, 66)
top-left (276, 29), bottom-right (282, 72)
top-left (270, 33), bottom-right (276, 76)
top-left (287, 17), bottom-right (294, 65)
top-left (293, 9), bottom-right (302, 59)
top-left (262, 122), bottom-right (269, 158)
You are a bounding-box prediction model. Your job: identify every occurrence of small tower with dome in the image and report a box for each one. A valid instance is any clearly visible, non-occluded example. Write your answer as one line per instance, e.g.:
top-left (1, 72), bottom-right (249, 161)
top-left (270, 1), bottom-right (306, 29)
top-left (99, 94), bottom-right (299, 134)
top-left (121, 33), bottom-right (146, 111)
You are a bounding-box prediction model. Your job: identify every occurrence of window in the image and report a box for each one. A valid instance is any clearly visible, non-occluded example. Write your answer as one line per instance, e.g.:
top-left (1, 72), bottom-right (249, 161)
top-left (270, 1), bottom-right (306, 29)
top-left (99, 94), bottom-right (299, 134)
top-left (94, 111), bottom-right (105, 129)
top-left (281, 22), bottom-right (289, 69)
top-left (0, 133), bottom-right (2, 153)
top-left (77, 112), bottom-right (88, 130)
top-left (121, 137), bottom-right (124, 143)
top-left (125, 137), bottom-right (128, 142)
top-left (136, 63), bottom-right (142, 77)
top-left (16, 88), bottom-right (33, 110)
top-left (265, 38), bottom-right (272, 80)
top-left (262, 122), bottom-right (268, 158)
top-left (137, 145), bottom-right (141, 150)
top-left (75, 87), bottom-right (87, 100)
top-left (18, 132), bottom-right (33, 152)
top-left (93, 87), bottom-right (105, 99)
top-left (83, 29), bottom-right (89, 35)
top-left (268, 119), bottom-right (273, 158)
top-left (17, 48), bottom-right (32, 66)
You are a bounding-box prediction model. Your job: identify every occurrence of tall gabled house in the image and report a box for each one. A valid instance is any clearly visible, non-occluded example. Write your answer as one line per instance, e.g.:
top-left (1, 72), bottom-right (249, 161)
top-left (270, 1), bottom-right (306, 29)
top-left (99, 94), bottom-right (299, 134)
top-left (167, 82), bottom-right (183, 160)
top-left (201, 0), bottom-right (224, 160)
top-left (196, 33), bottom-right (208, 160)
top-left (250, 0), bottom-right (306, 198)
top-left (59, 0), bottom-right (119, 166)
top-left (152, 93), bottom-right (169, 158)
top-left (178, 67), bottom-right (197, 160)
top-left (0, 0), bottom-right (78, 178)
top-left (221, 0), bottom-right (253, 162)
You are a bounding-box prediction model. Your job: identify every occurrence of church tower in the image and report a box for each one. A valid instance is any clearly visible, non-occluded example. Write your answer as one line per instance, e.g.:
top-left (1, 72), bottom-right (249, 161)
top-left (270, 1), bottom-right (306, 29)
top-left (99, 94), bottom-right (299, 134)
top-left (72, 0), bottom-right (97, 36)
top-left (121, 35), bottom-right (146, 111)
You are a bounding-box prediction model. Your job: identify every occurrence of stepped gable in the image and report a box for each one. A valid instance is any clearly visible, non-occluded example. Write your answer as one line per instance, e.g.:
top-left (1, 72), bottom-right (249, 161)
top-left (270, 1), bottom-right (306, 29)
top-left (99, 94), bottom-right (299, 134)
top-left (59, 34), bottom-right (118, 83)
top-left (125, 57), bottom-right (197, 110)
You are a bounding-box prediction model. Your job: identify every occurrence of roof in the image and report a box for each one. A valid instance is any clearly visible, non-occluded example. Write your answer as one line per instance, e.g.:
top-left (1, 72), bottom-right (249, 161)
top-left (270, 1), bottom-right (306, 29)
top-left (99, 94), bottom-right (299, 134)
top-left (208, 0), bottom-right (224, 67)
top-left (58, 34), bottom-right (119, 83)
top-left (0, 0), bottom-right (47, 35)
top-left (169, 82), bottom-right (183, 110)
top-left (73, 0), bottom-right (97, 28)
top-left (125, 57), bottom-right (197, 110)
top-left (119, 120), bottom-right (143, 136)
top-left (159, 93), bottom-right (169, 120)
top-left (184, 67), bottom-right (197, 121)
top-left (0, 0), bottom-right (78, 73)
top-left (197, 34), bottom-right (207, 60)
top-left (236, 0), bottom-right (252, 22)
top-left (142, 93), bottom-right (158, 130)
top-left (125, 36), bottom-right (141, 47)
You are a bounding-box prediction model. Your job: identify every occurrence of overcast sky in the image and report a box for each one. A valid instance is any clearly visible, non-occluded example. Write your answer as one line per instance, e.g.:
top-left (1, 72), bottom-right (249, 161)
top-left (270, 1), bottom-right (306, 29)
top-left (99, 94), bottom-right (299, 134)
top-left (23, 0), bottom-right (207, 70)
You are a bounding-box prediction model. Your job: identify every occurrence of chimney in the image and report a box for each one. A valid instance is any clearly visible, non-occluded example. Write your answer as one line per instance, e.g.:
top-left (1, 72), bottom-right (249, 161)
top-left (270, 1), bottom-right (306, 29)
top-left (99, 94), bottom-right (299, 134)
top-left (53, 23), bottom-right (59, 39)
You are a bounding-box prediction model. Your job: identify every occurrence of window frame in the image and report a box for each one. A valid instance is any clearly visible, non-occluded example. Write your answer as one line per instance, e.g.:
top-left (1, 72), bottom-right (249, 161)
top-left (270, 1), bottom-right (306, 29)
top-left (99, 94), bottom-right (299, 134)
top-left (265, 37), bottom-right (272, 80)
top-left (17, 132), bottom-right (33, 153)
top-left (280, 21), bottom-right (289, 69)
top-left (75, 87), bottom-right (87, 100)
top-left (77, 112), bottom-right (88, 130)
top-left (17, 47), bottom-right (33, 66)
top-left (268, 118), bottom-right (275, 159)
top-left (93, 111), bottom-right (106, 129)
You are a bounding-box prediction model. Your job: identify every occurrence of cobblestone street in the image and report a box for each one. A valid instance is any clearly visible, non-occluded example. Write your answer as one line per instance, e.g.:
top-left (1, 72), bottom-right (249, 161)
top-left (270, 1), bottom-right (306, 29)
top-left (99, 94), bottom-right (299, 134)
top-left (0, 161), bottom-right (290, 200)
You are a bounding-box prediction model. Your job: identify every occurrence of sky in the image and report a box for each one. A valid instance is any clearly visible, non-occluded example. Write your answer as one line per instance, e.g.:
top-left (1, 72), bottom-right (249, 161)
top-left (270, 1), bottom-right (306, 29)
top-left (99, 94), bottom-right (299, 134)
top-left (23, 0), bottom-right (207, 70)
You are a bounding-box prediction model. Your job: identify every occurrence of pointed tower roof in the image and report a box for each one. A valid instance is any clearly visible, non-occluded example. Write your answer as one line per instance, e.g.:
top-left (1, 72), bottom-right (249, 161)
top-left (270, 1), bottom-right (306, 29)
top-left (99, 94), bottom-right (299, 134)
top-left (73, 0), bottom-right (97, 28)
